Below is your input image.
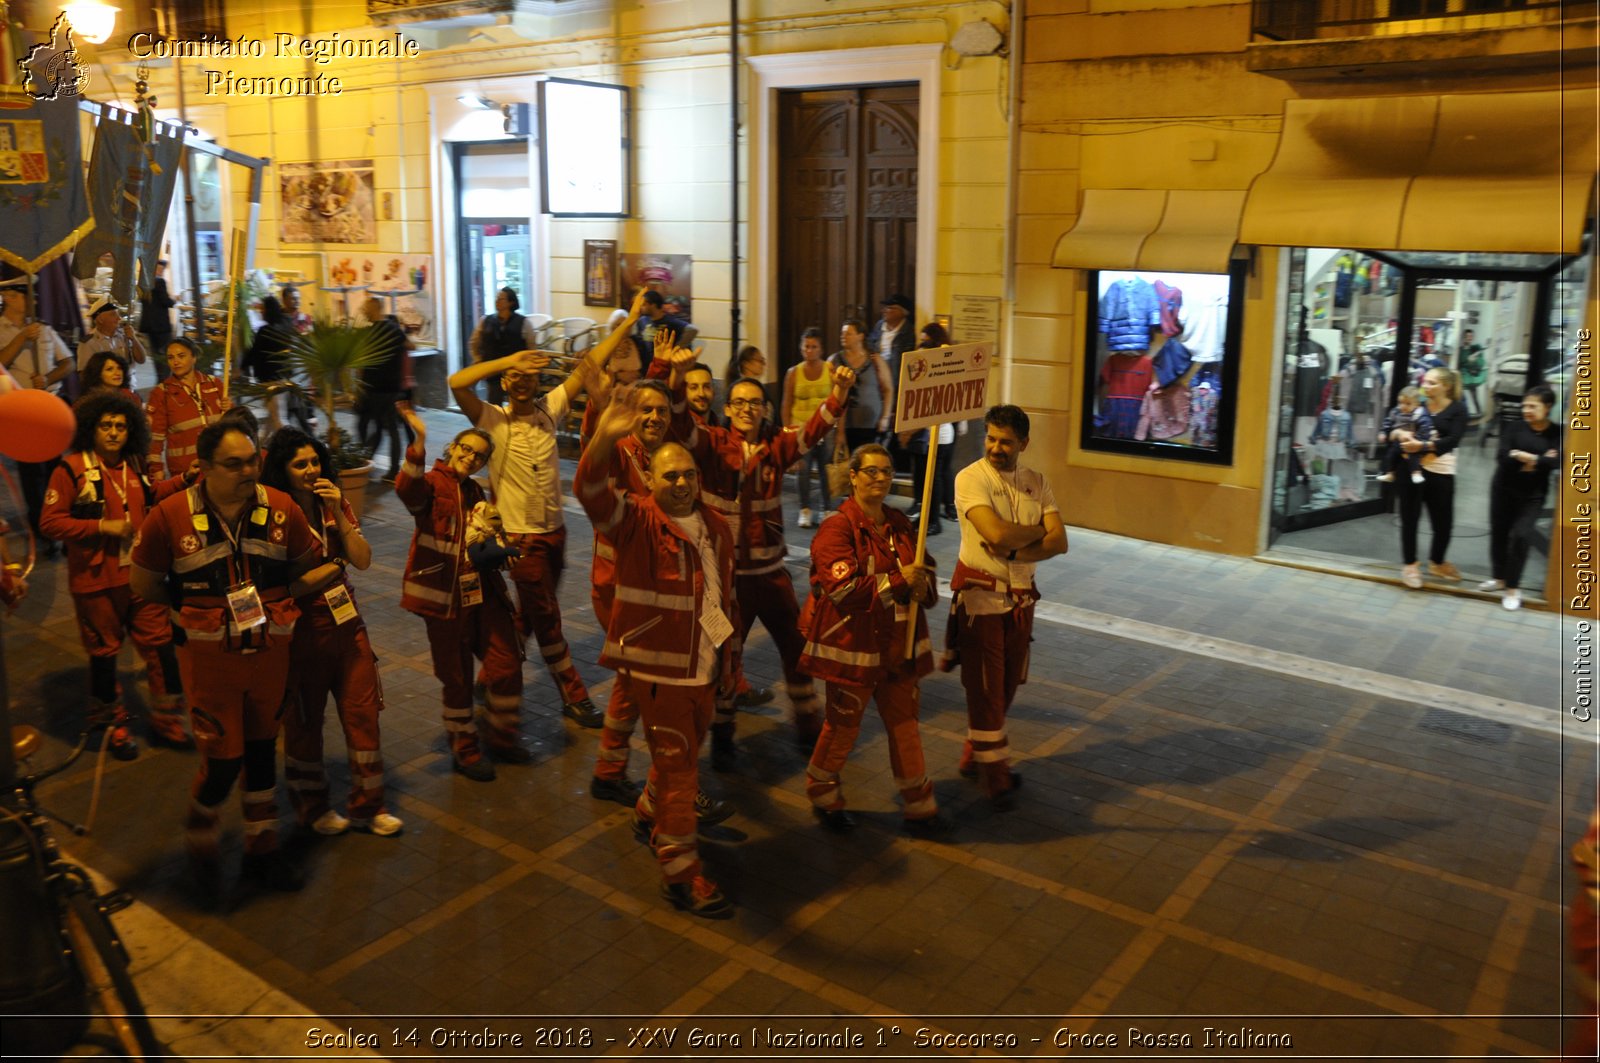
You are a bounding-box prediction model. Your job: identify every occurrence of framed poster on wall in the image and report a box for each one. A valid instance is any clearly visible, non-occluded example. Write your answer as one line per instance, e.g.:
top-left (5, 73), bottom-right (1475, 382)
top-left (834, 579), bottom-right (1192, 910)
top-left (280, 160), bottom-right (377, 244)
top-left (619, 253), bottom-right (692, 319)
top-left (583, 240), bottom-right (618, 308)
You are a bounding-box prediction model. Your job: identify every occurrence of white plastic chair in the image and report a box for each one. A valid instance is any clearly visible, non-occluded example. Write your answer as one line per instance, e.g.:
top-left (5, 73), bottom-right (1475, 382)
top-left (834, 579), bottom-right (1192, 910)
top-left (559, 316), bottom-right (598, 356)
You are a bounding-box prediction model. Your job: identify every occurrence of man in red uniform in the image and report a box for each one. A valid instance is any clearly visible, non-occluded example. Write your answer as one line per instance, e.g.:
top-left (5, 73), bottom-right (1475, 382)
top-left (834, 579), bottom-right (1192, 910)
top-left (41, 391), bottom-right (195, 757)
top-left (394, 404), bottom-right (526, 780)
top-left (448, 291), bottom-right (645, 731)
top-left (946, 405), bottom-right (1068, 810)
top-left (578, 385), bottom-right (739, 919)
top-left (131, 422), bottom-right (321, 894)
top-left (663, 340), bottom-right (852, 768)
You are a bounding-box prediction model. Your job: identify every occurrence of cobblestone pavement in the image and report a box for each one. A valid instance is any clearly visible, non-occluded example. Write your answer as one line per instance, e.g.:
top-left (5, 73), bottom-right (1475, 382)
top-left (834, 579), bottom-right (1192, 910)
top-left (3, 406), bottom-right (1591, 1060)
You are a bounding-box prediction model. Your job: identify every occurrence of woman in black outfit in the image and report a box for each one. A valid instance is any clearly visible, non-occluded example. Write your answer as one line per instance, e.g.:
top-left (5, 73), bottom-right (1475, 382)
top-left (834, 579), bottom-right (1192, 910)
top-left (1479, 385), bottom-right (1561, 611)
top-left (1396, 366), bottom-right (1470, 589)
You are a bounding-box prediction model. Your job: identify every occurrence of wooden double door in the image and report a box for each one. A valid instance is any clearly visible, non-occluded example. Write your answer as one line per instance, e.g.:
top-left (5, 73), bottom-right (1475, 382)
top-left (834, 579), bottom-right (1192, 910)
top-left (776, 84), bottom-right (919, 374)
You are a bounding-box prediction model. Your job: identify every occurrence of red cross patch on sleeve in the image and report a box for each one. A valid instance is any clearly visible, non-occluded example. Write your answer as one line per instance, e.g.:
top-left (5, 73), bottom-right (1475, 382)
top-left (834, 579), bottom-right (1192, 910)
top-left (831, 560), bottom-right (851, 580)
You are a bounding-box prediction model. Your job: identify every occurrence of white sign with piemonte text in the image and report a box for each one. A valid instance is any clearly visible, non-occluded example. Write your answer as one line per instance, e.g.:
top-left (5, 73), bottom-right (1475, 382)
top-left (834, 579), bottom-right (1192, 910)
top-left (893, 342), bottom-right (993, 434)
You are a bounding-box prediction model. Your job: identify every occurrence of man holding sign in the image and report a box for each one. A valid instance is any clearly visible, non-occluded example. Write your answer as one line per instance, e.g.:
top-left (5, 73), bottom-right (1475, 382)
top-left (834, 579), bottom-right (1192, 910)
top-left (946, 405), bottom-right (1067, 810)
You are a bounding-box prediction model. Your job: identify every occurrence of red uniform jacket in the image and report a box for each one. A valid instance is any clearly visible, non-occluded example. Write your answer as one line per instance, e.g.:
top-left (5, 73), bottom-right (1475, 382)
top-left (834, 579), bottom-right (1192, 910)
top-left (590, 434), bottom-right (652, 594)
top-left (132, 483), bottom-right (316, 651)
top-left (577, 446), bottom-right (740, 684)
top-left (674, 387), bottom-right (843, 577)
top-left (40, 452), bottom-right (188, 595)
top-left (145, 373), bottom-right (225, 480)
top-left (294, 495), bottom-right (363, 618)
top-left (394, 443), bottom-right (508, 619)
top-left (798, 498), bottom-right (935, 687)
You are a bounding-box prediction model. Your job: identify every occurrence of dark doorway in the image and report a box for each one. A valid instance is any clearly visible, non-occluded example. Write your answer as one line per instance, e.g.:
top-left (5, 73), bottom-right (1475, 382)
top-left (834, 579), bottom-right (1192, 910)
top-left (775, 84), bottom-right (918, 373)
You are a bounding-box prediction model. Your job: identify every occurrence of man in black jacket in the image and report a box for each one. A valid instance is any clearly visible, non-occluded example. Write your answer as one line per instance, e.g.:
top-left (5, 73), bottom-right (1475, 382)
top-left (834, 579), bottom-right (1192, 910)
top-left (356, 296), bottom-right (413, 481)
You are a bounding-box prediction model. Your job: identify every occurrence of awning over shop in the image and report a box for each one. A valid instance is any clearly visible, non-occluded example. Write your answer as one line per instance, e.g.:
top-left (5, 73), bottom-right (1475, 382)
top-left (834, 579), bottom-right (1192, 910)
top-left (1051, 189), bottom-right (1246, 274)
top-left (1240, 89), bottom-right (1596, 255)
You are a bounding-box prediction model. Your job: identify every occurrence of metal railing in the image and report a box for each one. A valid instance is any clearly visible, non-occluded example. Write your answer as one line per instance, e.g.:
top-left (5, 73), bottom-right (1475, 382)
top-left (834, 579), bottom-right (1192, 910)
top-left (1251, 0), bottom-right (1577, 41)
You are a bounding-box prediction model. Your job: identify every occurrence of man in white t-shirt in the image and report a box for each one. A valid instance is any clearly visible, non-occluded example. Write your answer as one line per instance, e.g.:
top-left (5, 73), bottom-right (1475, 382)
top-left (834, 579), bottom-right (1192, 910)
top-left (947, 404), bottom-right (1068, 810)
top-left (448, 290), bottom-right (645, 729)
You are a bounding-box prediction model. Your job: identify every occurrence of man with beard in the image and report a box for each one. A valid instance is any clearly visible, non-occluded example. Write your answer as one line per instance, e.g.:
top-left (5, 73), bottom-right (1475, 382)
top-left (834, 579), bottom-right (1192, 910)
top-left (944, 405), bottom-right (1067, 810)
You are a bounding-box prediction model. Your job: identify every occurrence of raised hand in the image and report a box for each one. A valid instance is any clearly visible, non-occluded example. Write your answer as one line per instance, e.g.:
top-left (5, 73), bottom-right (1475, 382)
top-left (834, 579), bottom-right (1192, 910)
top-left (311, 477), bottom-right (342, 504)
top-left (507, 350), bottom-right (551, 374)
top-left (594, 382), bottom-right (643, 444)
top-left (396, 400), bottom-right (426, 444)
top-left (831, 363), bottom-right (856, 397)
top-left (627, 287), bottom-right (648, 321)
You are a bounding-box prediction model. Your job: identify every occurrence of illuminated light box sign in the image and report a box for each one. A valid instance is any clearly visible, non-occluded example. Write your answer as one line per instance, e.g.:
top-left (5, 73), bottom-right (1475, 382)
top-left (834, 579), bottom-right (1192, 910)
top-left (538, 78), bottom-right (630, 218)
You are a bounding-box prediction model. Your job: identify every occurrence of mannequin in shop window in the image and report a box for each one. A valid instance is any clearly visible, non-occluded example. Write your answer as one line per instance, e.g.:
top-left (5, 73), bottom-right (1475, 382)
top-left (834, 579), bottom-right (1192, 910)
top-left (1311, 391), bottom-right (1353, 448)
top-left (1096, 276), bottom-right (1160, 440)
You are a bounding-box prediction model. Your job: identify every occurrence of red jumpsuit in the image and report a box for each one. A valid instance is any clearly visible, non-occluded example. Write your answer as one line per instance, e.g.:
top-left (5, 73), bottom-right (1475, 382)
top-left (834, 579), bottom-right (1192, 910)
top-left (797, 498), bottom-right (938, 823)
top-left (40, 451), bottom-right (191, 743)
top-left (589, 434), bottom-right (652, 784)
top-left (281, 496), bottom-right (389, 826)
top-left (395, 443), bottom-right (523, 766)
top-left (577, 446), bottom-right (740, 886)
top-left (132, 483), bottom-right (318, 856)
top-left (144, 373), bottom-right (225, 480)
top-left (674, 387), bottom-right (844, 744)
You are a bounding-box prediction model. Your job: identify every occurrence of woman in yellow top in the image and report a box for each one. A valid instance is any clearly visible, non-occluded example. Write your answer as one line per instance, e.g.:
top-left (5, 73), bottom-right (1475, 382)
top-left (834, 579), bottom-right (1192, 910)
top-left (781, 326), bottom-right (835, 527)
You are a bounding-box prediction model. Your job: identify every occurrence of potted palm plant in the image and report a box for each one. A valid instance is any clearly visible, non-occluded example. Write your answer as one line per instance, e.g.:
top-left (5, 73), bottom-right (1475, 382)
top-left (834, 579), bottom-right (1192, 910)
top-left (280, 315), bottom-right (385, 517)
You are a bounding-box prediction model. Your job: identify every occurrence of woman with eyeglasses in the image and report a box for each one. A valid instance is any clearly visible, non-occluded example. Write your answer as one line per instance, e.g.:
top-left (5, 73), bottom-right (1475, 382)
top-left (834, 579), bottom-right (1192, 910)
top-left (261, 427), bottom-right (401, 837)
top-left (394, 401), bottom-right (525, 782)
top-left (796, 442), bottom-right (946, 836)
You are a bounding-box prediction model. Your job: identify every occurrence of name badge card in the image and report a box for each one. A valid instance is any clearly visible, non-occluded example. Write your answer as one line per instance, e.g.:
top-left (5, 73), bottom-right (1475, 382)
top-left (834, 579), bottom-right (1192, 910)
top-left (323, 583), bottom-right (358, 625)
top-left (226, 582), bottom-right (266, 631)
top-left (700, 607), bottom-right (734, 648)
top-left (459, 570), bottom-right (483, 608)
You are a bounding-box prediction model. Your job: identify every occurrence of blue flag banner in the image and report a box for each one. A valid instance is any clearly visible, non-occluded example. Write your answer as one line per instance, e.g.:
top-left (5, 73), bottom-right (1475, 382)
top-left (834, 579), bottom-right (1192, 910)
top-left (135, 123), bottom-right (184, 301)
top-left (73, 109), bottom-right (160, 304)
top-left (0, 90), bottom-right (92, 273)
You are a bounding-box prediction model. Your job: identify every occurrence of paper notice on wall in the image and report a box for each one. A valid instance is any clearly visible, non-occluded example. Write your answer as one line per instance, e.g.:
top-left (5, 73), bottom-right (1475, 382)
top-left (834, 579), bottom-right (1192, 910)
top-left (894, 342), bottom-right (993, 434)
top-left (951, 294), bottom-right (1001, 345)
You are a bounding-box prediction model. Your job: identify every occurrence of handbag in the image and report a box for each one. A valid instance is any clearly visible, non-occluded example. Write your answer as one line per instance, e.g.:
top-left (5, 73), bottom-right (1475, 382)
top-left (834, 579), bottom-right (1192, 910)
top-left (825, 428), bottom-right (852, 499)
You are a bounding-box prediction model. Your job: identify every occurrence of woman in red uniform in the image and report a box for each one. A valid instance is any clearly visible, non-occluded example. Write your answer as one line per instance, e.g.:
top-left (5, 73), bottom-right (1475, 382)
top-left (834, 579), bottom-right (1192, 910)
top-left (145, 337), bottom-right (226, 481)
top-left (797, 443), bottom-right (945, 835)
top-left (40, 390), bottom-right (194, 756)
top-left (261, 428), bottom-right (401, 836)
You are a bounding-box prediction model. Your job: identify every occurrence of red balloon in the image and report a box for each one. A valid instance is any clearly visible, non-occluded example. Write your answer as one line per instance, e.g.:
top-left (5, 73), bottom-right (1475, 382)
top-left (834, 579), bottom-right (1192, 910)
top-left (0, 388), bottom-right (74, 462)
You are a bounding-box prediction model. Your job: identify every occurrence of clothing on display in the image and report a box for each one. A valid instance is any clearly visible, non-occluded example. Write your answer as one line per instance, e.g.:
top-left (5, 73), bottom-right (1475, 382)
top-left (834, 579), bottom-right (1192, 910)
top-left (1151, 339), bottom-right (1193, 389)
top-left (1180, 293), bottom-right (1227, 364)
top-left (1098, 352), bottom-right (1154, 439)
top-left (1153, 281), bottom-right (1184, 338)
top-left (1098, 277), bottom-right (1160, 352)
top-left (1188, 364), bottom-right (1221, 448)
top-left (1311, 407), bottom-right (1353, 446)
top-left (1137, 382), bottom-right (1191, 442)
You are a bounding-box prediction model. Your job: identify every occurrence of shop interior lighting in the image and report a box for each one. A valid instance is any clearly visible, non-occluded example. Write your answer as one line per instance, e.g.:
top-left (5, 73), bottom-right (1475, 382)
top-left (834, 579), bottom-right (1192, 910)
top-left (457, 93), bottom-right (497, 110)
top-left (61, 1), bottom-right (119, 44)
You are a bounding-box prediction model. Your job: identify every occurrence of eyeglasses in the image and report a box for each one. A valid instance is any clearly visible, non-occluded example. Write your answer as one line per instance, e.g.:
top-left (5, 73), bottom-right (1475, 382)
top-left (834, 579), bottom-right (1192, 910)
top-left (727, 398), bottom-right (766, 411)
top-left (854, 466), bottom-right (894, 479)
top-left (454, 444), bottom-right (489, 464)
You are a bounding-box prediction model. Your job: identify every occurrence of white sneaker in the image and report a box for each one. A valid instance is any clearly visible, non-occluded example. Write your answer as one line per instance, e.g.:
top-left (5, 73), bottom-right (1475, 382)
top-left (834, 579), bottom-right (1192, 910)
top-left (1411, 471), bottom-right (1426, 484)
top-left (311, 809), bottom-right (350, 835)
top-left (1375, 472), bottom-right (1395, 483)
top-left (355, 812), bottom-right (404, 836)
top-left (1401, 564), bottom-right (1423, 589)
top-left (1502, 590), bottom-right (1522, 611)
top-left (797, 508), bottom-right (813, 529)
top-left (1477, 578), bottom-right (1505, 592)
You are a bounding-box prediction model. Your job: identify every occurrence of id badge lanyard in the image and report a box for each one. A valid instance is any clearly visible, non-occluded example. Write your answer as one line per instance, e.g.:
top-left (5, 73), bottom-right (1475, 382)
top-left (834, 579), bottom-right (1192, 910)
top-left (205, 492), bottom-right (267, 637)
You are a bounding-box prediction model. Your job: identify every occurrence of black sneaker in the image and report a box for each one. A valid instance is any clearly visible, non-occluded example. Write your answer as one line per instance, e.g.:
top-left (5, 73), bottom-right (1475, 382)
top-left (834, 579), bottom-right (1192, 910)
top-left (735, 687), bottom-right (774, 708)
top-left (695, 790), bottom-right (733, 826)
top-left (660, 876), bottom-right (734, 919)
top-left (813, 807), bottom-right (856, 833)
top-left (590, 776), bottom-right (642, 805)
top-left (631, 810), bottom-right (653, 844)
top-left (562, 698), bottom-right (604, 728)
top-left (241, 851), bottom-right (306, 892)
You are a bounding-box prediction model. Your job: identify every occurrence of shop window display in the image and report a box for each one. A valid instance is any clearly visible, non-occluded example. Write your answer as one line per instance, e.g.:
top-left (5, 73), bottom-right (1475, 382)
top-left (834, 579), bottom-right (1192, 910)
top-left (1081, 267), bottom-right (1243, 465)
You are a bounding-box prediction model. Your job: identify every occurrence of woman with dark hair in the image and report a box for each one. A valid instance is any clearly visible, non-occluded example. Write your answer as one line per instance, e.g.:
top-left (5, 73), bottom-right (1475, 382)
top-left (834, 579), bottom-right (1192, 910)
top-left (830, 319), bottom-right (895, 452)
top-left (797, 442), bottom-right (943, 835)
top-left (145, 337), bottom-right (226, 480)
top-left (81, 349), bottom-right (134, 396)
top-left (1480, 384), bottom-right (1562, 611)
top-left (260, 427), bottom-right (399, 834)
top-left (470, 286), bottom-right (538, 406)
top-left (40, 390), bottom-right (194, 756)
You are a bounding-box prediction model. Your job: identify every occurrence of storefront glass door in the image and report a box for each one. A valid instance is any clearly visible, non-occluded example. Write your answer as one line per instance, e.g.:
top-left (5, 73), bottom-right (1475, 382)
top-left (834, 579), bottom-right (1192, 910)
top-left (1267, 246), bottom-right (1586, 599)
